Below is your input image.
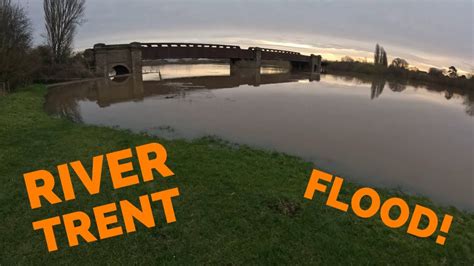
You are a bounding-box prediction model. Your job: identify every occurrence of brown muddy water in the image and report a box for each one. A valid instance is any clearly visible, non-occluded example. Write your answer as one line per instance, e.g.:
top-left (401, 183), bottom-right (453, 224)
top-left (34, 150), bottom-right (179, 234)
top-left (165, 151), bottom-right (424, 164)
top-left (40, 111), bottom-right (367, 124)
top-left (45, 64), bottom-right (474, 211)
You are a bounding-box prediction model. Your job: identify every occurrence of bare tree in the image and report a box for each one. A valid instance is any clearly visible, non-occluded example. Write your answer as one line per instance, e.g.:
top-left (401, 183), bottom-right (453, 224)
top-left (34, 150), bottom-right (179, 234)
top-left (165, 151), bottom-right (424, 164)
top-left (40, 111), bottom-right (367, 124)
top-left (390, 58), bottom-right (409, 69)
top-left (447, 66), bottom-right (457, 78)
top-left (0, 0), bottom-right (32, 89)
top-left (44, 0), bottom-right (85, 63)
top-left (341, 56), bottom-right (354, 62)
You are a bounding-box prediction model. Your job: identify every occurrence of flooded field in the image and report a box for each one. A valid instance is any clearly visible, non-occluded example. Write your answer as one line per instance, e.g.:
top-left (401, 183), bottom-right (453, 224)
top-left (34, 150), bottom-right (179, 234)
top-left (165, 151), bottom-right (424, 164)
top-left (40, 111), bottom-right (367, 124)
top-left (45, 64), bottom-right (474, 210)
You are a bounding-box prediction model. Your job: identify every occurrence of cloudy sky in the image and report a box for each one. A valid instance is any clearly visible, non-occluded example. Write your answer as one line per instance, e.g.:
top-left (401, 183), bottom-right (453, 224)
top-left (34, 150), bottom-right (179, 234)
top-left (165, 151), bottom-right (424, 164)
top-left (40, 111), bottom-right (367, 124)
top-left (19, 0), bottom-right (473, 72)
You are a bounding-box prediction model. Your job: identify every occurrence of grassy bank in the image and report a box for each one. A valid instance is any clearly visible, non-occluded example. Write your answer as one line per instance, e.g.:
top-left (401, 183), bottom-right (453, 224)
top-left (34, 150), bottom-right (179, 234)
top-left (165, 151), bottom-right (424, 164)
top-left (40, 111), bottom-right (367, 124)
top-left (1, 85), bottom-right (473, 264)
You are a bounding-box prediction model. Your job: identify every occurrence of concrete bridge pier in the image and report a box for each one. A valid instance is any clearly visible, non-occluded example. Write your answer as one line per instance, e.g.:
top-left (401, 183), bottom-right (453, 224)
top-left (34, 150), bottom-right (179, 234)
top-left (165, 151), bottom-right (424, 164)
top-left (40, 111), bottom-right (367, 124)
top-left (310, 54), bottom-right (322, 73)
top-left (92, 42), bottom-right (143, 78)
top-left (230, 47), bottom-right (262, 70)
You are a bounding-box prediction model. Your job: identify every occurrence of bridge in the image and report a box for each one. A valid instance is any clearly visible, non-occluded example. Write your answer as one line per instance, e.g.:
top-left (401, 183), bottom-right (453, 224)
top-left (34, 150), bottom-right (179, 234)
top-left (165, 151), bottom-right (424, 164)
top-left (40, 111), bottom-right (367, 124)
top-left (86, 42), bottom-right (322, 77)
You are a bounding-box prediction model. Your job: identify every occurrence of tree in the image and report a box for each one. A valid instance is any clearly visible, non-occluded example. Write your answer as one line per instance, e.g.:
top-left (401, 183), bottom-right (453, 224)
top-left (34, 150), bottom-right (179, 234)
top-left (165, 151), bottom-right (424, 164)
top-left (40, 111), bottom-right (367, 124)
top-left (428, 67), bottom-right (444, 77)
top-left (447, 66), bottom-right (457, 78)
top-left (380, 47), bottom-right (387, 67)
top-left (374, 44), bottom-right (388, 67)
top-left (0, 0), bottom-right (32, 89)
top-left (44, 0), bottom-right (85, 63)
top-left (341, 56), bottom-right (354, 62)
top-left (391, 58), bottom-right (409, 69)
top-left (374, 44), bottom-right (380, 65)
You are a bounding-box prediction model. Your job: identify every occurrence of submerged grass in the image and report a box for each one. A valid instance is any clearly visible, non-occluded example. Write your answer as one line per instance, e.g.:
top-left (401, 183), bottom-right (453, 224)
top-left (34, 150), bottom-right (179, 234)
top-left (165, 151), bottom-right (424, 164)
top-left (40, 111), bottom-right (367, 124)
top-left (0, 85), bottom-right (473, 264)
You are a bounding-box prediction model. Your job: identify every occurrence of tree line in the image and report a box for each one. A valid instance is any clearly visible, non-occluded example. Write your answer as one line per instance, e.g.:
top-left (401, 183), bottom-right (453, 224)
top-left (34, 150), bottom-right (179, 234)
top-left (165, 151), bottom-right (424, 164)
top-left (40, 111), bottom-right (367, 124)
top-left (1, 0), bottom-right (87, 90)
top-left (339, 44), bottom-right (468, 80)
top-left (324, 44), bottom-right (473, 90)
top-left (374, 44), bottom-right (465, 79)
top-left (330, 44), bottom-right (472, 86)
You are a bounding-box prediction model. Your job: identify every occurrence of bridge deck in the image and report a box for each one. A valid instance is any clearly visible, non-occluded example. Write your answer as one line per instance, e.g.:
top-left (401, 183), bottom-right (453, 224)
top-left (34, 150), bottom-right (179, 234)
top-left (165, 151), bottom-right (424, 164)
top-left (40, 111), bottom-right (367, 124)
top-left (139, 43), bottom-right (310, 63)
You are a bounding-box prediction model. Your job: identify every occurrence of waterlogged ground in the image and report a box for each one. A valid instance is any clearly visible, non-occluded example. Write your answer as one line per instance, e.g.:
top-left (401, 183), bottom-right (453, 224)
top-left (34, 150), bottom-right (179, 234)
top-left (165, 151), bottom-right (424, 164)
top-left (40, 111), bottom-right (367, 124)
top-left (45, 64), bottom-right (474, 211)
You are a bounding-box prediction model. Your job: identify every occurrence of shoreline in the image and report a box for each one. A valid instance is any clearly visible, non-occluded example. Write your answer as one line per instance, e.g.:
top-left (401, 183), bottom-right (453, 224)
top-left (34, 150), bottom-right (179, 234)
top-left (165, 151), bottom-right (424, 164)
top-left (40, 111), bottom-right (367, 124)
top-left (1, 85), bottom-right (472, 264)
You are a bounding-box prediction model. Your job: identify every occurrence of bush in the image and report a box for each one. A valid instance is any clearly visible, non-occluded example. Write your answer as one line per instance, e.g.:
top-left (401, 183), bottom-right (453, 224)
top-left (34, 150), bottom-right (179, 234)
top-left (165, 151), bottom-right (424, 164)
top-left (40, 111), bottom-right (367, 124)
top-left (29, 46), bottom-right (95, 83)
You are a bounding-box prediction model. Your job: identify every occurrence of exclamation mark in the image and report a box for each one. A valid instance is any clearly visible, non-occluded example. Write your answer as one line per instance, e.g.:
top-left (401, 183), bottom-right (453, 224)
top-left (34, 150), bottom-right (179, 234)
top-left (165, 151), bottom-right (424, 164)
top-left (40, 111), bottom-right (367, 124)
top-left (436, 214), bottom-right (454, 245)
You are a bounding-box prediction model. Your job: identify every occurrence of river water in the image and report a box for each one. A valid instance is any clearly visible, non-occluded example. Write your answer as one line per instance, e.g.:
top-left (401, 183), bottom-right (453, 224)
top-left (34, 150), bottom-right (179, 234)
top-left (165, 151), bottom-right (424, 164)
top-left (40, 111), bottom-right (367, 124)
top-left (45, 64), bottom-right (474, 211)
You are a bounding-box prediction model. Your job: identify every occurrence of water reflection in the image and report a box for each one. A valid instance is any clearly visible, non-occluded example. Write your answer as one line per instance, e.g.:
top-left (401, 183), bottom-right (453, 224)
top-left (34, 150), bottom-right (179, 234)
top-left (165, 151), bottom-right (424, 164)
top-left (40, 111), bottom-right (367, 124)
top-left (388, 81), bottom-right (406, 93)
top-left (46, 66), bottom-right (320, 121)
top-left (45, 64), bottom-right (474, 210)
top-left (143, 64), bottom-right (230, 80)
top-left (323, 74), bottom-right (474, 116)
top-left (370, 78), bottom-right (386, 99)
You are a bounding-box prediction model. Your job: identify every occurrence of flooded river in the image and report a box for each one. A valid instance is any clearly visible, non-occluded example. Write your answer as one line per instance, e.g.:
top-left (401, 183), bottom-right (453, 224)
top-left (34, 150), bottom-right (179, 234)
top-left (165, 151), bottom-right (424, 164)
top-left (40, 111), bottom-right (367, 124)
top-left (45, 64), bottom-right (474, 211)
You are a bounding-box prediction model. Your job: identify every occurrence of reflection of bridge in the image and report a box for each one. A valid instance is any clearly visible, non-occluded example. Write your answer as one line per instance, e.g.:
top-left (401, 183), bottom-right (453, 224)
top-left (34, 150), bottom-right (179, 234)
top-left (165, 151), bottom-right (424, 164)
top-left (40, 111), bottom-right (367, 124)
top-left (86, 42), bottom-right (322, 78)
top-left (45, 71), bottom-right (474, 119)
top-left (45, 69), bottom-right (321, 111)
top-left (150, 70), bottom-right (320, 90)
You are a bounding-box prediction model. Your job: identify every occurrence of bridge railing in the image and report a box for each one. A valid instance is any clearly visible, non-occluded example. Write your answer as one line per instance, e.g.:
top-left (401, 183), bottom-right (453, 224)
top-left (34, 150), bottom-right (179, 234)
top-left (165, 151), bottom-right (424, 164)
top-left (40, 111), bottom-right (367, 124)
top-left (140, 43), bottom-right (241, 49)
top-left (140, 43), bottom-right (302, 56)
top-left (249, 47), bottom-right (301, 55)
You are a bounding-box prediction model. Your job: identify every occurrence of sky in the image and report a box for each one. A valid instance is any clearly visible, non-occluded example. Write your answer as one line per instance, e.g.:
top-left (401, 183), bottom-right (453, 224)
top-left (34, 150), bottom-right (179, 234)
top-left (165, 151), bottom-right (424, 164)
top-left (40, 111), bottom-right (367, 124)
top-left (18, 0), bottom-right (473, 73)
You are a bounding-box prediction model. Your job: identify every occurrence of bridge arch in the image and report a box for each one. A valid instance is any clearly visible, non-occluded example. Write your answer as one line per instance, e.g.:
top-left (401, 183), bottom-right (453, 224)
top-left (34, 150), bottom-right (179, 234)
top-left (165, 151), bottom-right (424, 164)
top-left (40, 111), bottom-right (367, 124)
top-left (110, 64), bottom-right (130, 76)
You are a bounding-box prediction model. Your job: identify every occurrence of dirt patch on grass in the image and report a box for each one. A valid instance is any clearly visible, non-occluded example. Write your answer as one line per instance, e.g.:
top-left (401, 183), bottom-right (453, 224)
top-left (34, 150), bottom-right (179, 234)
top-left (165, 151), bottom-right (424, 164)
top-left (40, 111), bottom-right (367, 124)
top-left (268, 198), bottom-right (301, 218)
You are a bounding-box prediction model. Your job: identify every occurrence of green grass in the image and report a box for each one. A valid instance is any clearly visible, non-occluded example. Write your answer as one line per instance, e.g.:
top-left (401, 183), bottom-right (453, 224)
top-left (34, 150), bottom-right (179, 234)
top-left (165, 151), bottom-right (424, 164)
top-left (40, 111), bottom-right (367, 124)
top-left (1, 85), bottom-right (473, 264)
